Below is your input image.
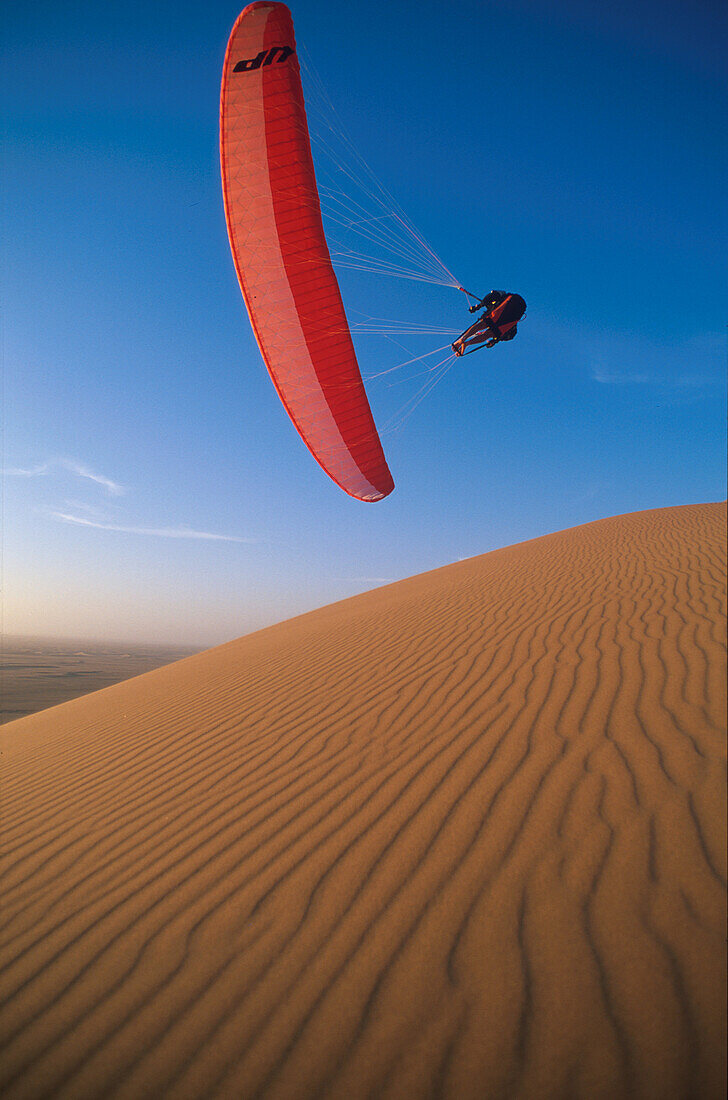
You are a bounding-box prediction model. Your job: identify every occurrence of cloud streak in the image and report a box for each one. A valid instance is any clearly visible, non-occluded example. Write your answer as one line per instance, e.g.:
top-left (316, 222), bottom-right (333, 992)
top-left (4, 458), bottom-right (126, 495)
top-left (59, 460), bottom-right (126, 496)
top-left (4, 462), bottom-right (51, 478)
top-left (50, 511), bottom-right (253, 543)
top-left (592, 368), bottom-right (652, 385)
top-left (590, 331), bottom-right (725, 391)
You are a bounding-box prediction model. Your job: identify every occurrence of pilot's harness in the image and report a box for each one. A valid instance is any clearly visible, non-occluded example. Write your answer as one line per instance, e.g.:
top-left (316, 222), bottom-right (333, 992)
top-left (455, 288), bottom-right (506, 353)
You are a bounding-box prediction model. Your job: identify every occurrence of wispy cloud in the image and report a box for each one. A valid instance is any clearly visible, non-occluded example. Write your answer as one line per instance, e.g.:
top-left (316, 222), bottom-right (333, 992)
top-left (58, 460), bottom-right (125, 496)
top-left (591, 367), bottom-right (716, 387)
top-left (3, 458), bottom-right (126, 495)
top-left (50, 511), bottom-right (253, 543)
top-left (592, 368), bottom-right (652, 385)
top-left (590, 331), bottom-right (725, 392)
top-left (4, 462), bottom-right (51, 478)
top-left (62, 499), bottom-right (119, 519)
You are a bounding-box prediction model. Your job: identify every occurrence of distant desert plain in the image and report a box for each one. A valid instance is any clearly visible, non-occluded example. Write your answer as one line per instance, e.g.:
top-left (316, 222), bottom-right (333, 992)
top-left (1, 638), bottom-right (202, 725)
top-left (1, 502), bottom-right (725, 1099)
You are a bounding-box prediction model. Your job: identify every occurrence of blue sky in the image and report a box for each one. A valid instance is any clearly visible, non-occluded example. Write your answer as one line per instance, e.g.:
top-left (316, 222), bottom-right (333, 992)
top-left (3, 0), bottom-right (726, 645)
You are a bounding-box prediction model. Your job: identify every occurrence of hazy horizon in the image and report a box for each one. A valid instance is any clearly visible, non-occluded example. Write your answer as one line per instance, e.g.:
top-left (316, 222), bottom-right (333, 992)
top-left (4, 0), bottom-right (726, 646)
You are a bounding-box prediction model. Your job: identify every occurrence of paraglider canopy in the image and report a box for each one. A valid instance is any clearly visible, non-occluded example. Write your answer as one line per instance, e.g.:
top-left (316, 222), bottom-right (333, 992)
top-left (220, 2), bottom-right (394, 502)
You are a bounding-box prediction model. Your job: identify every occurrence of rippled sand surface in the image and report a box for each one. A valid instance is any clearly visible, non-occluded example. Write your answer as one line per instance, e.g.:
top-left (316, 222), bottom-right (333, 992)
top-left (1, 503), bottom-right (725, 1099)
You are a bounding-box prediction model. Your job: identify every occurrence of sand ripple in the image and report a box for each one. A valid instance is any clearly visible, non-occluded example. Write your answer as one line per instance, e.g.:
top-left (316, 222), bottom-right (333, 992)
top-left (1, 503), bottom-right (725, 1098)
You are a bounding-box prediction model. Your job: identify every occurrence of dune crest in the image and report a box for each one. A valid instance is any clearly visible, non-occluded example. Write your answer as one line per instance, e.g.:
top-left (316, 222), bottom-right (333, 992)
top-left (1, 502), bottom-right (725, 1099)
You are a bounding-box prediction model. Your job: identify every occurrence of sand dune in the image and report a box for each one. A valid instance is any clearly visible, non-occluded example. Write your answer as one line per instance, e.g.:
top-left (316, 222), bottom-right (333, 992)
top-left (1, 502), bottom-right (725, 1099)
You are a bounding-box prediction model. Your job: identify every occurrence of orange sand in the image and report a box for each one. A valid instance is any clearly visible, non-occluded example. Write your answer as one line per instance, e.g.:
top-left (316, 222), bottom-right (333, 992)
top-left (1, 502), bottom-right (725, 1099)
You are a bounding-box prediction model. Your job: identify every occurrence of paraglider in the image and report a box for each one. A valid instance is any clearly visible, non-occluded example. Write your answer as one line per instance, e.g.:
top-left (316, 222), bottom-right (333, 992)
top-left (221, 4), bottom-right (527, 497)
top-left (452, 291), bottom-right (527, 355)
top-left (220, 1), bottom-right (394, 502)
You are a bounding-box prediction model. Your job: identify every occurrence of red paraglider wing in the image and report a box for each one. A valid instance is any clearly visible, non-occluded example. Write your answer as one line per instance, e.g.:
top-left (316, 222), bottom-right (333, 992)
top-left (220, 2), bottom-right (394, 501)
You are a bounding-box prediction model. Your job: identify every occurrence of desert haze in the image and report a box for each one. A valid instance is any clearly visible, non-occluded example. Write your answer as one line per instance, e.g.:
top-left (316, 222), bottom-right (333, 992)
top-left (0, 639), bottom-right (201, 725)
top-left (1, 502), bottom-right (725, 1099)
